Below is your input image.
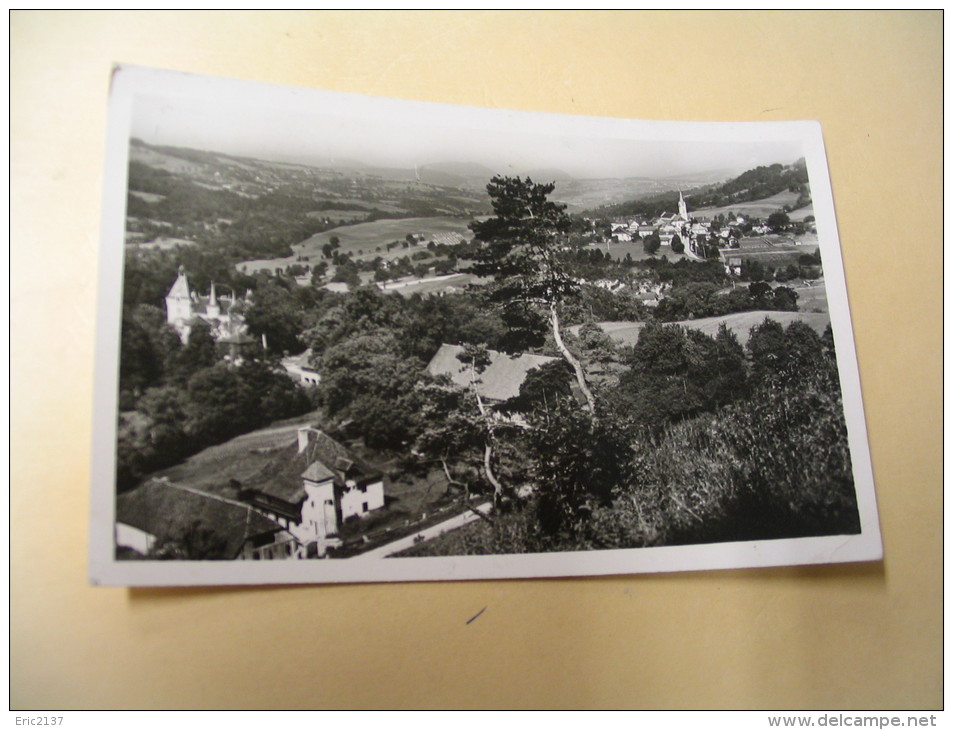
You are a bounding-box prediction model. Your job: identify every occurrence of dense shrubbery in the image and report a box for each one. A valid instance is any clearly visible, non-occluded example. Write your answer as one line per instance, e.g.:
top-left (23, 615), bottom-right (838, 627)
top-left (654, 281), bottom-right (798, 321)
top-left (116, 357), bottom-right (312, 491)
top-left (403, 318), bottom-right (859, 555)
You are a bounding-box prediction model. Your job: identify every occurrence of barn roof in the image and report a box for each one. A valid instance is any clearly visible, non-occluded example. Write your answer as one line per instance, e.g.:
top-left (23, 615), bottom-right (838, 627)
top-left (116, 481), bottom-right (282, 559)
top-left (426, 344), bottom-right (558, 402)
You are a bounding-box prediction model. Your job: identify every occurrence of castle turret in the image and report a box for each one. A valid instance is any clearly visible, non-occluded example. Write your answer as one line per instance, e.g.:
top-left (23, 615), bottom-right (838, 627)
top-left (165, 266), bottom-right (192, 327)
top-left (208, 281), bottom-right (220, 318)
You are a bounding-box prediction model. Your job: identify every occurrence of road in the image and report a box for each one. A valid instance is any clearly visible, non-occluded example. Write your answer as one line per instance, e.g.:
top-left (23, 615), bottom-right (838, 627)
top-left (349, 502), bottom-right (493, 560)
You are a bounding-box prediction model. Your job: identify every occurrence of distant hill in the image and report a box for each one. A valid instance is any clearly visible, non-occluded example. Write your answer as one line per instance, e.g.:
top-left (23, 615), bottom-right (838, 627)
top-left (521, 168), bottom-right (574, 182)
top-left (421, 161), bottom-right (497, 178)
top-left (585, 159), bottom-right (810, 220)
top-left (692, 190), bottom-right (812, 221)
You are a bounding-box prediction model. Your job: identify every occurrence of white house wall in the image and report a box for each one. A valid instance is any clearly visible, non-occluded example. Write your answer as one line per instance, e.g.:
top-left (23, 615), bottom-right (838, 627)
top-left (299, 478), bottom-right (339, 541)
top-left (339, 480), bottom-right (385, 521)
top-left (115, 522), bottom-right (156, 555)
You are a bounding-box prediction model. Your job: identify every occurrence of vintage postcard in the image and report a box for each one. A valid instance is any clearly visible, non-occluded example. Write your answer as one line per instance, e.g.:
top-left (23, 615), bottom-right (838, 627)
top-left (89, 65), bottom-right (882, 586)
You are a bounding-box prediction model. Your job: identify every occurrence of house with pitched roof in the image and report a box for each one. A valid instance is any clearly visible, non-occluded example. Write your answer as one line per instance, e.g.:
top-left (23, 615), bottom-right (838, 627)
top-left (116, 428), bottom-right (386, 560)
top-left (426, 344), bottom-right (558, 404)
top-left (237, 427), bottom-right (386, 557)
top-left (115, 479), bottom-right (295, 560)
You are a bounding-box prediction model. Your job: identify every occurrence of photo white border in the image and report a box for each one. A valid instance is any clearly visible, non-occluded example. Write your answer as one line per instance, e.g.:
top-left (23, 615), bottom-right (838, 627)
top-left (88, 65), bottom-right (882, 587)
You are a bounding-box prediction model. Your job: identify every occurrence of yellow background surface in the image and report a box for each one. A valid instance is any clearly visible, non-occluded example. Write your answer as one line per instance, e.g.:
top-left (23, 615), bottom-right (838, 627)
top-left (10, 11), bottom-right (942, 709)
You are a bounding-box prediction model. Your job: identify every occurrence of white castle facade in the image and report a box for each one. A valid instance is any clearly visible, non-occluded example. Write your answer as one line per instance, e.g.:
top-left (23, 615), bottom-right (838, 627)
top-left (165, 267), bottom-right (252, 345)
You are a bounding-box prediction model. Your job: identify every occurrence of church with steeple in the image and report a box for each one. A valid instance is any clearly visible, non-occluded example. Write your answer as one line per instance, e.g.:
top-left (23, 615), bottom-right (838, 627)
top-left (655, 190), bottom-right (692, 245)
top-left (165, 267), bottom-right (252, 345)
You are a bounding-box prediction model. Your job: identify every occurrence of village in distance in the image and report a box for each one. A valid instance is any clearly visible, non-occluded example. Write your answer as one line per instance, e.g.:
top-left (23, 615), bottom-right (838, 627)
top-left (115, 138), bottom-right (860, 562)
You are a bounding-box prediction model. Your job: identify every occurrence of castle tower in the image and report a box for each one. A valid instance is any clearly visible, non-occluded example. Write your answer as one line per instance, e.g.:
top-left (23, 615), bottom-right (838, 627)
top-left (165, 266), bottom-right (193, 328)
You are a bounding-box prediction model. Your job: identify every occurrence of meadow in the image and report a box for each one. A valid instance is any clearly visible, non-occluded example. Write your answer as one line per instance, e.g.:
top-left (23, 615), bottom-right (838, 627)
top-left (240, 215), bottom-right (476, 273)
top-left (691, 190), bottom-right (812, 220)
top-left (580, 309), bottom-right (832, 347)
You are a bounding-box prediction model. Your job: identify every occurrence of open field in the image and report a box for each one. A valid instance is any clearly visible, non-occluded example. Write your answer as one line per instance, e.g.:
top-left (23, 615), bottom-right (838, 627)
top-left (786, 204), bottom-right (815, 221)
top-left (575, 309), bottom-right (832, 348)
top-left (305, 210), bottom-right (370, 222)
top-left (788, 279), bottom-right (829, 313)
top-left (129, 144), bottom-right (206, 175)
top-left (585, 240), bottom-right (689, 263)
top-left (132, 236), bottom-right (197, 250)
top-left (379, 272), bottom-right (489, 297)
top-left (240, 215), bottom-right (476, 273)
top-left (129, 190), bottom-right (165, 203)
top-left (327, 198), bottom-right (407, 213)
top-left (295, 215), bottom-right (474, 257)
top-left (736, 232), bottom-right (818, 250)
top-left (692, 190), bottom-right (811, 221)
top-left (150, 412), bottom-right (321, 496)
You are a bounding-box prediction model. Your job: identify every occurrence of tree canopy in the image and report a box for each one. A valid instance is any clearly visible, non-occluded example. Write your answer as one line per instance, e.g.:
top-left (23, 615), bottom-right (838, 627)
top-left (469, 176), bottom-right (596, 412)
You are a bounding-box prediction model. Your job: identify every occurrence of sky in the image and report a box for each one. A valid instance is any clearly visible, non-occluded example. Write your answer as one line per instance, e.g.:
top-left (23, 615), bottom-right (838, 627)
top-left (130, 89), bottom-right (805, 180)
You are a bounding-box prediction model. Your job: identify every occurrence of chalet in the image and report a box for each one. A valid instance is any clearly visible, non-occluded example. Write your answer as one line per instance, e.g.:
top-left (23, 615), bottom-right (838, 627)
top-left (426, 344), bottom-right (558, 403)
top-left (115, 480), bottom-right (294, 560)
top-left (237, 427), bottom-right (385, 558)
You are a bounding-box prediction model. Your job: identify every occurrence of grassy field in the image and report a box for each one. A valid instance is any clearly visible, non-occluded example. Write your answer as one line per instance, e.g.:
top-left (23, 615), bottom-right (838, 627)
top-left (240, 215), bottom-right (476, 273)
top-left (394, 517), bottom-right (485, 557)
top-left (585, 309), bottom-right (832, 347)
top-left (296, 216), bottom-right (474, 258)
top-left (129, 190), bottom-right (166, 203)
top-left (380, 272), bottom-right (486, 297)
top-left (133, 236), bottom-right (197, 250)
top-left (305, 210), bottom-right (370, 222)
top-left (789, 280), bottom-right (830, 313)
top-left (585, 240), bottom-right (689, 263)
top-left (692, 190), bottom-right (811, 221)
top-left (151, 412), bottom-right (321, 496)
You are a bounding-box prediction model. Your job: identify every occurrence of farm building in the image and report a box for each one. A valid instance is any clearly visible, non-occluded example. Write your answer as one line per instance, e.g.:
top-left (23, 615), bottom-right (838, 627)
top-left (116, 427), bottom-right (386, 560)
top-left (426, 344), bottom-right (558, 403)
top-left (115, 480), bottom-right (294, 560)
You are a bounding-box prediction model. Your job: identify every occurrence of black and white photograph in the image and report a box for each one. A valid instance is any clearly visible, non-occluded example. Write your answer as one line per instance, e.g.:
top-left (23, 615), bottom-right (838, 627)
top-left (89, 65), bottom-right (881, 585)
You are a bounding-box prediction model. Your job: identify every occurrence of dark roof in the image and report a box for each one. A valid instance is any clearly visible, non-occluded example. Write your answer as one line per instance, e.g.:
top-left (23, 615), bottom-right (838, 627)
top-left (250, 429), bottom-right (382, 504)
top-left (299, 429), bottom-right (381, 486)
top-left (245, 444), bottom-right (313, 504)
top-left (301, 460), bottom-right (335, 483)
top-left (116, 481), bottom-right (282, 559)
top-left (426, 344), bottom-right (558, 402)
